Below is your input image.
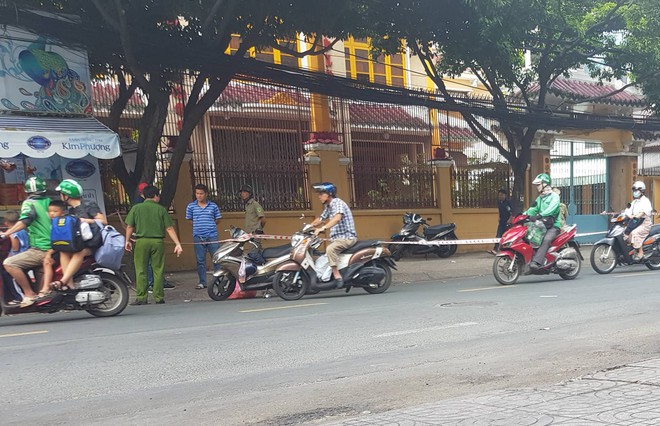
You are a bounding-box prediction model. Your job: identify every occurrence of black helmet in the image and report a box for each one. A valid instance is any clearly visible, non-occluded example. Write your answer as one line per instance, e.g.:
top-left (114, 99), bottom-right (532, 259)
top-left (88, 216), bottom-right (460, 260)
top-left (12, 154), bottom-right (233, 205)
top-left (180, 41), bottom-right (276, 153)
top-left (238, 184), bottom-right (253, 195)
top-left (312, 182), bottom-right (336, 198)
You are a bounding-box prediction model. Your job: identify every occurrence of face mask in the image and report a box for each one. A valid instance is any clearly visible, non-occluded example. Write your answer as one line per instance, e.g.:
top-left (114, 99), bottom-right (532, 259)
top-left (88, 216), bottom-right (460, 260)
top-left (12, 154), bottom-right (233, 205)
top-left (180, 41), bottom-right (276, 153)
top-left (633, 190), bottom-right (641, 199)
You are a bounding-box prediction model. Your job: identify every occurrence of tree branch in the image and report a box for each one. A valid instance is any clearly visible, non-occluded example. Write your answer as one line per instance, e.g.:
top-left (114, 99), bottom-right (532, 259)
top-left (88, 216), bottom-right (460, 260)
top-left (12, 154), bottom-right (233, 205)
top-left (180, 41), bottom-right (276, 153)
top-left (89, 0), bottom-right (121, 32)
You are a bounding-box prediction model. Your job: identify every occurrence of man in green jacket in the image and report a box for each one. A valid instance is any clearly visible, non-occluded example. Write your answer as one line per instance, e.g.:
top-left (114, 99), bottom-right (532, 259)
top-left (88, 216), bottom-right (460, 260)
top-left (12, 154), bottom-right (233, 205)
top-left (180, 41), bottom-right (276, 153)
top-left (525, 173), bottom-right (561, 270)
top-left (125, 185), bottom-right (183, 305)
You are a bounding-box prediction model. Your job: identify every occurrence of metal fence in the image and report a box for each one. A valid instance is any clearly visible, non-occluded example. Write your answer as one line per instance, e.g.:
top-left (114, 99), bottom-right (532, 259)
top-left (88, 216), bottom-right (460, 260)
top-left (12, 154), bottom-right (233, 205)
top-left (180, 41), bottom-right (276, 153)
top-left (554, 182), bottom-right (606, 215)
top-left (451, 166), bottom-right (512, 208)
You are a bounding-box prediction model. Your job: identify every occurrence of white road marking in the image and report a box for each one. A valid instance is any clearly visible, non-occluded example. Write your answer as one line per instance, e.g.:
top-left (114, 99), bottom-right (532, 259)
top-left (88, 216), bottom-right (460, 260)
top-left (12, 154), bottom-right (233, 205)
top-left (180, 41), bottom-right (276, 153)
top-left (459, 286), bottom-right (514, 292)
top-left (374, 322), bottom-right (478, 338)
top-left (613, 272), bottom-right (655, 278)
top-left (240, 302), bottom-right (328, 313)
top-left (540, 295), bottom-right (558, 298)
top-left (0, 330), bottom-right (48, 339)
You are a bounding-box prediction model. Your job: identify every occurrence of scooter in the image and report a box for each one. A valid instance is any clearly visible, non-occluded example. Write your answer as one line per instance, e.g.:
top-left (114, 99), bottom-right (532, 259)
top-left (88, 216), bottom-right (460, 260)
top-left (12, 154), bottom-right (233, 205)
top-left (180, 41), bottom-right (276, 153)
top-left (492, 214), bottom-right (582, 285)
top-left (207, 227), bottom-right (292, 301)
top-left (272, 224), bottom-right (396, 301)
top-left (0, 255), bottom-right (130, 318)
top-left (590, 212), bottom-right (660, 274)
top-left (388, 212), bottom-right (458, 260)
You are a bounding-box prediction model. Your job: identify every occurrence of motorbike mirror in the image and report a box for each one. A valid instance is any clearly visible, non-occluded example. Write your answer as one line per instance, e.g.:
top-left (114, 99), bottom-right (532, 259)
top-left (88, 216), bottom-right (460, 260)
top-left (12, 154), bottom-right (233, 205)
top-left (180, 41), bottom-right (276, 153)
top-left (626, 203), bottom-right (631, 209)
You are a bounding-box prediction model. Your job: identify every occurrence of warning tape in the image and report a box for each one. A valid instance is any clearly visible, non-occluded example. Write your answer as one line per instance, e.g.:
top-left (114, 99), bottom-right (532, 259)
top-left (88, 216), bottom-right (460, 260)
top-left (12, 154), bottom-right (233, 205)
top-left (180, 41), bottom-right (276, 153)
top-left (600, 211), bottom-right (660, 216)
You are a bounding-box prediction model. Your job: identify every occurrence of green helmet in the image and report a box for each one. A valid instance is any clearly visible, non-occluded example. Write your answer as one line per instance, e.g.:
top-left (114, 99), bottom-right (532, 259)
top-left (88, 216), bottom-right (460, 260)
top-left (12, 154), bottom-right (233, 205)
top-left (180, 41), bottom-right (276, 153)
top-left (532, 173), bottom-right (551, 186)
top-left (56, 179), bottom-right (83, 198)
top-left (24, 176), bottom-right (47, 194)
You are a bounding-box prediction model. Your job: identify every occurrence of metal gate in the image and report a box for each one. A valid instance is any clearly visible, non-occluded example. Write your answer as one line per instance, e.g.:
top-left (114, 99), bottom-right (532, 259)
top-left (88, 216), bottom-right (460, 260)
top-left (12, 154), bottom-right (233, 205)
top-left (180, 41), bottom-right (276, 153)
top-left (550, 139), bottom-right (608, 242)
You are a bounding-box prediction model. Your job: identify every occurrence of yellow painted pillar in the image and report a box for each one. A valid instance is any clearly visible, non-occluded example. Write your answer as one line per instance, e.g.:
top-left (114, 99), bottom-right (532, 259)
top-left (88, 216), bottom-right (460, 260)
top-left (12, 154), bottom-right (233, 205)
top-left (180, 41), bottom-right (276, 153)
top-left (432, 160), bottom-right (453, 223)
top-left (607, 154), bottom-right (638, 212)
top-left (308, 54), bottom-right (331, 132)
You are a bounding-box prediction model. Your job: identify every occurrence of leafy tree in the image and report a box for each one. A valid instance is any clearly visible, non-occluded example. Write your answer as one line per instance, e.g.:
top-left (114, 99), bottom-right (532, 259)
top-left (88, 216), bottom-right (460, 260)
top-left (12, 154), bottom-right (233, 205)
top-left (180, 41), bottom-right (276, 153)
top-left (361, 0), bottom-right (660, 212)
top-left (9, 0), bottom-right (365, 206)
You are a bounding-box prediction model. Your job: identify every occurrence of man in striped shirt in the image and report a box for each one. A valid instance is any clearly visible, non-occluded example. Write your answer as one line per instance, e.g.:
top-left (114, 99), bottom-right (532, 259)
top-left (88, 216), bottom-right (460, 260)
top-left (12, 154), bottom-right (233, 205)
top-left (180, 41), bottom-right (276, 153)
top-left (186, 184), bottom-right (221, 289)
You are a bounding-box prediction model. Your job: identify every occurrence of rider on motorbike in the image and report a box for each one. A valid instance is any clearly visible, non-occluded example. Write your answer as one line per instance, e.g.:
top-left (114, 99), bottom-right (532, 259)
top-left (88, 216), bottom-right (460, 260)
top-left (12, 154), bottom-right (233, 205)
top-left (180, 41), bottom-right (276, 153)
top-left (525, 173), bottom-right (561, 270)
top-left (624, 181), bottom-right (653, 261)
top-left (310, 182), bottom-right (357, 288)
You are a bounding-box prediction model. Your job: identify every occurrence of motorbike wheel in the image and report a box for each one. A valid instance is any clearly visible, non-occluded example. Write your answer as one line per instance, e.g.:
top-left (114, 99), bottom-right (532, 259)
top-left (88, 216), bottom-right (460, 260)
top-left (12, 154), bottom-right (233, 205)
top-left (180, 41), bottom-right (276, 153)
top-left (559, 252), bottom-right (582, 280)
top-left (363, 262), bottom-right (392, 294)
top-left (492, 255), bottom-right (521, 285)
top-left (207, 274), bottom-right (236, 301)
top-left (272, 271), bottom-right (308, 301)
top-left (645, 254), bottom-right (660, 271)
top-left (436, 233), bottom-right (458, 258)
top-left (388, 244), bottom-right (405, 261)
top-left (86, 274), bottom-right (129, 317)
top-left (590, 243), bottom-right (617, 274)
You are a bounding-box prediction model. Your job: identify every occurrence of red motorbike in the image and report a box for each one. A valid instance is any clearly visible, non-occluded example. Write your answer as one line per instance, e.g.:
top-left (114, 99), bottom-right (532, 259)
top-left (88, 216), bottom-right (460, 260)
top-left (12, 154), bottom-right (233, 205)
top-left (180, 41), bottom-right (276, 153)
top-left (493, 214), bottom-right (583, 285)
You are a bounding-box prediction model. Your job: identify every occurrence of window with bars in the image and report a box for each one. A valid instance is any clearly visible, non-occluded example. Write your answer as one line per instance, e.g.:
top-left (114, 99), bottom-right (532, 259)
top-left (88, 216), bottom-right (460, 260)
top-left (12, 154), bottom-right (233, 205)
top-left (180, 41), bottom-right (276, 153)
top-left (344, 38), bottom-right (406, 88)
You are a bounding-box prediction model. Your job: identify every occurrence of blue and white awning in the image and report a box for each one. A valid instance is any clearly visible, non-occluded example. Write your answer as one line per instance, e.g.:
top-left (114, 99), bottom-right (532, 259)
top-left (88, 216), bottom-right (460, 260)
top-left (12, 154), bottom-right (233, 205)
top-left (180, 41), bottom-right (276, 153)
top-left (0, 115), bottom-right (120, 159)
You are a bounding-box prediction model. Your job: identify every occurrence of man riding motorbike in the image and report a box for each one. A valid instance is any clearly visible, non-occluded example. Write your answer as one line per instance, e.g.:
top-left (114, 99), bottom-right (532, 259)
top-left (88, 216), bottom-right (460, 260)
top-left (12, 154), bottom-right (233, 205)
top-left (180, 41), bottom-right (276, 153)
top-left (624, 181), bottom-right (653, 261)
top-left (525, 173), bottom-right (561, 271)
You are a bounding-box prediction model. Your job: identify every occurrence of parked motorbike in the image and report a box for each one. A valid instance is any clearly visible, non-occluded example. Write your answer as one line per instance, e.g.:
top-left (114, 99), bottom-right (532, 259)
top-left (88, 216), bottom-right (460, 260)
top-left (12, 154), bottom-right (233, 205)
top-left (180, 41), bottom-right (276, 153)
top-left (492, 214), bottom-right (582, 285)
top-left (0, 256), bottom-right (130, 318)
top-left (272, 224), bottom-right (396, 301)
top-left (590, 212), bottom-right (660, 274)
top-left (388, 213), bottom-right (458, 260)
top-left (207, 227), bottom-right (292, 301)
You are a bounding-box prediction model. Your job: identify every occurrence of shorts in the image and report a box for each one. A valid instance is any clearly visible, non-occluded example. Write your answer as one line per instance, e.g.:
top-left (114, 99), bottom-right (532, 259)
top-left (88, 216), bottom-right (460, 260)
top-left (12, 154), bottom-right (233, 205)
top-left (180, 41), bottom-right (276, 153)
top-left (4, 248), bottom-right (48, 270)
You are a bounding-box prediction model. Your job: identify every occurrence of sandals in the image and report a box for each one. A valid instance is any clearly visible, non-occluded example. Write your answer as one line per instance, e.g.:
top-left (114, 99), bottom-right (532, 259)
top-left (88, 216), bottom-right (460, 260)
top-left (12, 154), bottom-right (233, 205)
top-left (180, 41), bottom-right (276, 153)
top-left (50, 281), bottom-right (71, 291)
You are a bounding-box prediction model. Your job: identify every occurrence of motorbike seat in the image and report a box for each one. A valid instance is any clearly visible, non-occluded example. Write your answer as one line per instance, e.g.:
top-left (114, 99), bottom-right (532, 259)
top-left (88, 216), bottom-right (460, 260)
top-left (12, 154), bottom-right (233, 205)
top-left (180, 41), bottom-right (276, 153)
top-left (423, 223), bottom-right (454, 236)
top-left (648, 224), bottom-right (660, 237)
top-left (261, 244), bottom-right (291, 259)
top-left (342, 240), bottom-right (381, 254)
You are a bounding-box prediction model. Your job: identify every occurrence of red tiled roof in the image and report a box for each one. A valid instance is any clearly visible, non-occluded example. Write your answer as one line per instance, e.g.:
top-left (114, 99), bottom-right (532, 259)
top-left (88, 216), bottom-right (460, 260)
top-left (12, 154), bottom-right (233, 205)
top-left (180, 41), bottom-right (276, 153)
top-left (348, 104), bottom-right (428, 129)
top-left (91, 81), bottom-right (145, 112)
top-left (215, 83), bottom-right (308, 105)
top-left (529, 78), bottom-right (645, 107)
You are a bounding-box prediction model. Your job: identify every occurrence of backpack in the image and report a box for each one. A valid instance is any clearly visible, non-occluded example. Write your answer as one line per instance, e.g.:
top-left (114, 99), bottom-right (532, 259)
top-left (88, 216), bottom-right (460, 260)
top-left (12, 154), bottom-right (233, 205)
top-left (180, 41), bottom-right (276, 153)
top-left (51, 215), bottom-right (84, 252)
top-left (93, 221), bottom-right (125, 270)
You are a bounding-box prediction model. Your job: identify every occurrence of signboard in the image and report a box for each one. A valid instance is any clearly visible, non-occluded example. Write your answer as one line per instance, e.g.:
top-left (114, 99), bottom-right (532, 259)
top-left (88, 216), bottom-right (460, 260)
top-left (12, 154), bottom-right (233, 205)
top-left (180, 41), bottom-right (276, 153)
top-left (0, 25), bottom-right (92, 114)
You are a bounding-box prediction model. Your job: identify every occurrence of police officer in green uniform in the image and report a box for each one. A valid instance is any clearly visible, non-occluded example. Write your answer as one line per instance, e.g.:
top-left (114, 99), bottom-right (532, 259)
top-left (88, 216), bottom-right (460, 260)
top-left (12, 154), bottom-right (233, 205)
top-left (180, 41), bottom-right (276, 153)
top-left (239, 185), bottom-right (266, 254)
top-left (124, 186), bottom-right (183, 305)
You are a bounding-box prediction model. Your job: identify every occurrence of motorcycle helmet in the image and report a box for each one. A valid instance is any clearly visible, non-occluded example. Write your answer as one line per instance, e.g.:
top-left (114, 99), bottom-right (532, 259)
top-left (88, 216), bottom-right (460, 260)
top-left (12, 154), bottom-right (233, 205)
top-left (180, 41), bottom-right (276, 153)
top-left (632, 181), bottom-right (645, 199)
top-left (411, 213), bottom-right (423, 223)
top-left (56, 179), bottom-right (83, 198)
top-left (532, 173), bottom-right (551, 186)
top-left (312, 182), bottom-right (337, 198)
top-left (238, 184), bottom-right (253, 195)
top-left (24, 175), bottom-right (47, 194)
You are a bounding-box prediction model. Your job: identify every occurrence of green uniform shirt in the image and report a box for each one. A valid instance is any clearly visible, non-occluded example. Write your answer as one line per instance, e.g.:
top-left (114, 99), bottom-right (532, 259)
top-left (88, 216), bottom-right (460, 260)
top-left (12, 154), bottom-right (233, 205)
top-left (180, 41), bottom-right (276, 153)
top-left (125, 199), bottom-right (173, 238)
top-left (19, 195), bottom-right (51, 250)
top-left (244, 198), bottom-right (265, 233)
top-left (525, 192), bottom-right (562, 229)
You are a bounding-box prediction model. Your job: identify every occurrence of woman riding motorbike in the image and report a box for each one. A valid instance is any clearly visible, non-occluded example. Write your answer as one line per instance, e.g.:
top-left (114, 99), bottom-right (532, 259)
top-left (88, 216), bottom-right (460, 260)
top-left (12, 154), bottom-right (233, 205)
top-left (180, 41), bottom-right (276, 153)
top-left (525, 173), bottom-right (561, 270)
top-left (625, 181), bottom-right (653, 261)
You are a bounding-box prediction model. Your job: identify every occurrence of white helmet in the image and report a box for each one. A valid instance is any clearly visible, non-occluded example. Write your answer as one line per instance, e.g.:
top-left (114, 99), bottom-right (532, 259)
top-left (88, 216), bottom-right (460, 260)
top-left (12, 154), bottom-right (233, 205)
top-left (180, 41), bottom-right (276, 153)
top-left (632, 181), bottom-right (646, 192)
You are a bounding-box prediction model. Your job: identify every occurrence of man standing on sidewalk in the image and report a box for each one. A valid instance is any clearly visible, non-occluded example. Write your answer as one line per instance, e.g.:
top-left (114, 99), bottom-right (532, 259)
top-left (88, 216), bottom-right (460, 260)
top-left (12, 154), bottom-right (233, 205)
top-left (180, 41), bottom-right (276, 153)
top-left (239, 184), bottom-right (266, 254)
top-left (125, 185), bottom-right (183, 305)
top-left (186, 184), bottom-right (221, 289)
top-left (490, 188), bottom-right (511, 254)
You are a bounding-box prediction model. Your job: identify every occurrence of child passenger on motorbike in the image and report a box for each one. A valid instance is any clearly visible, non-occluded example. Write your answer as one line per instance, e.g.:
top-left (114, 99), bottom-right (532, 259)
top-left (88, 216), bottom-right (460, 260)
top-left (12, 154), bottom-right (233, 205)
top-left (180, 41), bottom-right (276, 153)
top-left (525, 173), bottom-right (561, 271)
top-left (38, 200), bottom-right (67, 296)
top-left (49, 180), bottom-right (106, 291)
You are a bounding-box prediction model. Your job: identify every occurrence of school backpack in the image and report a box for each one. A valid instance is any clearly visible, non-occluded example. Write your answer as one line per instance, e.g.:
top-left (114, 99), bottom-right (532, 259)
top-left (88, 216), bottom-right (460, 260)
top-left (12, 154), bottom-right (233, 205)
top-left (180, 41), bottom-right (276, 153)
top-left (93, 221), bottom-right (125, 270)
top-left (51, 215), bottom-right (84, 252)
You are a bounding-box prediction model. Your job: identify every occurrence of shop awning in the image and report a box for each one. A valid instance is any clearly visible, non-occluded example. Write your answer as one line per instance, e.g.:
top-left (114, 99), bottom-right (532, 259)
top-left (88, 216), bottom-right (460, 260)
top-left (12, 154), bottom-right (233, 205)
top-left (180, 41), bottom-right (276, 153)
top-left (0, 115), bottom-right (120, 159)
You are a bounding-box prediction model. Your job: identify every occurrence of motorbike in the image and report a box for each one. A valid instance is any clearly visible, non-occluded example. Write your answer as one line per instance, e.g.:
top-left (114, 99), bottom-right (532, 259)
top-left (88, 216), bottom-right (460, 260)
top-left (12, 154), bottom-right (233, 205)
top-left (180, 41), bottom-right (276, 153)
top-left (0, 255), bottom-right (130, 318)
top-left (590, 212), bottom-right (660, 274)
top-left (388, 212), bottom-right (458, 260)
top-left (492, 214), bottom-right (582, 285)
top-left (207, 227), bottom-right (292, 301)
top-left (272, 224), bottom-right (396, 301)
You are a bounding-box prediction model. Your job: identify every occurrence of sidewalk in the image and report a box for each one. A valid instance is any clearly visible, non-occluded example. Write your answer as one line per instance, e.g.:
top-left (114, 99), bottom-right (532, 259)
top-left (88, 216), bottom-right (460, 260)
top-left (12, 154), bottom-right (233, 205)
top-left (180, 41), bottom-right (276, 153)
top-left (142, 252), bottom-right (496, 303)
top-left (326, 358), bottom-right (660, 425)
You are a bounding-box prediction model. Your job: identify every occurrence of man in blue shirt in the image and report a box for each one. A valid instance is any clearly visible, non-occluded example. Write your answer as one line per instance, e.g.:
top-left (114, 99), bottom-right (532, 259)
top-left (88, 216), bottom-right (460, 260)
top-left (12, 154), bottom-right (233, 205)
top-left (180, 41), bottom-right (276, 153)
top-left (311, 182), bottom-right (357, 289)
top-left (186, 184), bottom-right (221, 289)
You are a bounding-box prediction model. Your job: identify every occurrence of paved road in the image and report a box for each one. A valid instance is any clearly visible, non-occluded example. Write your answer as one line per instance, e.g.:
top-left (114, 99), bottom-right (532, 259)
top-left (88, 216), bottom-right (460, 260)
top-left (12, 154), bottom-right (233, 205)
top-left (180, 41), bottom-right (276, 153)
top-left (1, 264), bottom-right (659, 425)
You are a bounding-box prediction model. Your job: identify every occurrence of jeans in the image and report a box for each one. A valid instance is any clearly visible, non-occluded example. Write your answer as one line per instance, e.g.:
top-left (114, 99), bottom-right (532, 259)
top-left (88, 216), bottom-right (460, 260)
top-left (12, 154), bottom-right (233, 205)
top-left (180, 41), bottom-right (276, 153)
top-left (494, 222), bottom-right (508, 250)
top-left (194, 236), bottom-right (220, 285)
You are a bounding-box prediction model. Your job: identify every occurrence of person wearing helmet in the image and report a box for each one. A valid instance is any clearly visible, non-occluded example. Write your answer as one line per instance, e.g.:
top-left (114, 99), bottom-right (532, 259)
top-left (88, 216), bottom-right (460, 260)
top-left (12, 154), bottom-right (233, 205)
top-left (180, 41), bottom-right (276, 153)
top-left (48, 179), bottom-right (108, 292)
top-left (0, 176), bottom-right (52, 307)
top-left (310, 182), bottom-right (357, 288)
top-left (625, 181), bottom-right (653, 261)
top-left (238, 184), bottom-right (266, 254)
top-left (525, 173), bottom-right (561, 270)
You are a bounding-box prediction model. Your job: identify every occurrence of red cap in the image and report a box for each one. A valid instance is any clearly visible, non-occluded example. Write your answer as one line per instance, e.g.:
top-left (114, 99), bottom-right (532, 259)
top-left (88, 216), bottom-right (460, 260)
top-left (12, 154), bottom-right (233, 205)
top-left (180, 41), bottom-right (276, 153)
top-left (138, 182), bottom-right (149, 193)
